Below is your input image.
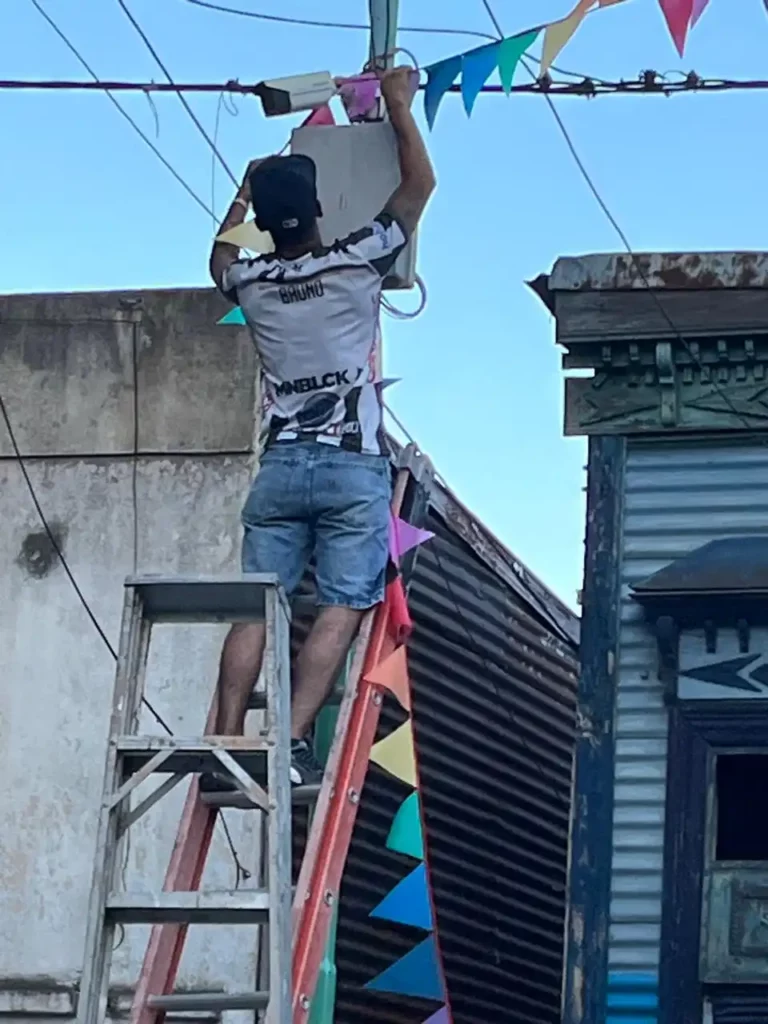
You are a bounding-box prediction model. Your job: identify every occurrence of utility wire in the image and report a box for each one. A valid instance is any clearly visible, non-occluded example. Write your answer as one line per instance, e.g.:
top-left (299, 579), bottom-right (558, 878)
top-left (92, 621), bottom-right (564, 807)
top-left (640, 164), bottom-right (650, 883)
top-left (27, 0), bottom-right (216, 220)
top-left (185, 0), bottom-right (499, 40)
top-left (5, 73), bottom-right (764, 97)
top-left (114, 0), bottom-right (239, 187)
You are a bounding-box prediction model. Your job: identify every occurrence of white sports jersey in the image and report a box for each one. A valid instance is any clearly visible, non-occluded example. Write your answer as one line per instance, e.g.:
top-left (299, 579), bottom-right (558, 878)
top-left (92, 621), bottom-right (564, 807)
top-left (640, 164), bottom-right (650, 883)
top-left (222, 210), bottom-right (408, 456)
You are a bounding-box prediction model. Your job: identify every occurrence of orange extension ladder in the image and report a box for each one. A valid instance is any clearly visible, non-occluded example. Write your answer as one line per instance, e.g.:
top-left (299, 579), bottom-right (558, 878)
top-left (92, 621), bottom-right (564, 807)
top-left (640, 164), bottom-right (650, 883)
top-left (75, 443), bottom-right (432, 1024)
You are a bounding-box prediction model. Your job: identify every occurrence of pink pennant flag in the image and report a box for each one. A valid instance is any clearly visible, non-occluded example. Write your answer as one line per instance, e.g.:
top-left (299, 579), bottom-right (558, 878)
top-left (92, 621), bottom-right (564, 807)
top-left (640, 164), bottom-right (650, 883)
top-left (301, 104), bottom-right (335, 127)
top-left (658, 0), bottom-right (694, 55)
top-left (338, 74), bottom-right (380, 120)
top-left (690, 0), bottom-right (709, 25)
top-left (389, 515), bottom-right (434, 564)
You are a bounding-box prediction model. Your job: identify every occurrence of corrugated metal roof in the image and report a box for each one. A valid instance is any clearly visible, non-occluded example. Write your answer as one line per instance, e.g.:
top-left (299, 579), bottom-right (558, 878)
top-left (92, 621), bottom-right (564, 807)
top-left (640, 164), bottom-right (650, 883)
top-left (315, 504), bottom-right (579, 1024)
top-left (546, 252), bottom-right (768, 293)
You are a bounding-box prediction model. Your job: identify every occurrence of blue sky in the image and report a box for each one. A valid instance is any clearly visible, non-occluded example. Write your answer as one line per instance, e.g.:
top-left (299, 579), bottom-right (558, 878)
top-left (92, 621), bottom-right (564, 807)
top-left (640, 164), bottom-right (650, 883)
top-left (2, 0), bottom-right (766, 606)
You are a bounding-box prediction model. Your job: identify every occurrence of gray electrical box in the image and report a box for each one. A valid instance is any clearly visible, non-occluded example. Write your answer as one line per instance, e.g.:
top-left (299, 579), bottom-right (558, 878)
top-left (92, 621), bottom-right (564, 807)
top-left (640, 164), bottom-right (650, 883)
top-left (290, 122), bottom-right (417, 290)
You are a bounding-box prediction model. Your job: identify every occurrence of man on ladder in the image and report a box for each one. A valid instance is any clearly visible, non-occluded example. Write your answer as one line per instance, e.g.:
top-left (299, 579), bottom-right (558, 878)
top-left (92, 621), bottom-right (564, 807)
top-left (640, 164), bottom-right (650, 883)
top-left (207, 66), bottom-right (435, 791)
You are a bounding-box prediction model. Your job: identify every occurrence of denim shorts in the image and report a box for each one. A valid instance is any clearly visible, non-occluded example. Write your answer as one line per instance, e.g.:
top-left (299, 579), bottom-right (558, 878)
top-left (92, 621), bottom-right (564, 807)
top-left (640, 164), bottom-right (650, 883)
top-left (241, 443), bottom-right (392, 609)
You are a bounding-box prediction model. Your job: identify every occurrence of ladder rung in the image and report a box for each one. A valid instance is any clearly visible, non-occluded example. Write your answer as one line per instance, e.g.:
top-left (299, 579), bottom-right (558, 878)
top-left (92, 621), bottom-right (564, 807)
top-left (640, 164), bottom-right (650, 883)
top-left (106, 889), bottom-right (269, 924)
top-left (125, 573), bottom-right (286, 623)
top-left (116, 736), bottom-right (268, 777)
top-left (200, 783), bottom-right (321, 809)
top-left (147, 992), bottom-right (270, 1012)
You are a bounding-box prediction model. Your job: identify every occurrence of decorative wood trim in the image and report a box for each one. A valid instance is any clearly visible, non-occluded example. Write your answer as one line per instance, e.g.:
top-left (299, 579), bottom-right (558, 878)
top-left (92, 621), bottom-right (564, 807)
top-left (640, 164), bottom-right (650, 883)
top-left (562, 435), bottom-right (625, 1024)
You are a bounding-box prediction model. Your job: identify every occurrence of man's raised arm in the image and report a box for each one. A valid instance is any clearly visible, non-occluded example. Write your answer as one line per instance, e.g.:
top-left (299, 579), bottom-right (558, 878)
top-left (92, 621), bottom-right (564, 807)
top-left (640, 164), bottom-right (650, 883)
top-left (380, 67), bottom-right (436, 238)
top-left (209, 160), bottom-right (260, 297)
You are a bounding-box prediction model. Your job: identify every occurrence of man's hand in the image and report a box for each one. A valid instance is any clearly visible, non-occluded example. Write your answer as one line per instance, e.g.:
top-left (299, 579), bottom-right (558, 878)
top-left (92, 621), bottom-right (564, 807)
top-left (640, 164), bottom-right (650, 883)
top-left (378, 66), bottom-right (417, 112)
top-left (238, 158), bottom-right (264, 205)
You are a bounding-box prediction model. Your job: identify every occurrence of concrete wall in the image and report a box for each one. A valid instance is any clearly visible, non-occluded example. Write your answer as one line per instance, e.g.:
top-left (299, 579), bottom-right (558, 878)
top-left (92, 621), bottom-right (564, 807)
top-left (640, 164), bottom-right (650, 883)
top-left (0, 288), bottom-right (263, 1020)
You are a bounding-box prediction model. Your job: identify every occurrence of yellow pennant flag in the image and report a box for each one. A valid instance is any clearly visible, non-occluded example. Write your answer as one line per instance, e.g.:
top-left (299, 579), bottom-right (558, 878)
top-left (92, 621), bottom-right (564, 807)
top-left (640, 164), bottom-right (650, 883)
top-left (370, 719), bottom-right (417, 788)
top-left (216, 219), bottom-right (274, 253)
top-left (540, 0), bottom-right (594, 75)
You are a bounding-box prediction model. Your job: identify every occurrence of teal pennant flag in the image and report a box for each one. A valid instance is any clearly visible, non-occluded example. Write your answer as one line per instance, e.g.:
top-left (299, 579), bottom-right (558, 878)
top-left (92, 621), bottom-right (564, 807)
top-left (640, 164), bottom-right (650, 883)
top-left (424, 55), bottom-right (462, 130)
top-left (460, 42), bottom-right (500, 115)
top-left (386, 790), bottom-right (425, 860)
top-left (217, 306), bottom-right (246, 325)
top-left (498, 29), bottom-right (541, 94)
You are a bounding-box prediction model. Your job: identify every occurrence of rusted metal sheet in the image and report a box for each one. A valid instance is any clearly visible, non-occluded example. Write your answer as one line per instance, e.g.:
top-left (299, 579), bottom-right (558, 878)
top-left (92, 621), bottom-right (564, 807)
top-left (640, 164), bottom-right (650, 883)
top-left (320, 509), bottom-right (579, 1024)
top-left (547, 252), bottom-right (768, 293)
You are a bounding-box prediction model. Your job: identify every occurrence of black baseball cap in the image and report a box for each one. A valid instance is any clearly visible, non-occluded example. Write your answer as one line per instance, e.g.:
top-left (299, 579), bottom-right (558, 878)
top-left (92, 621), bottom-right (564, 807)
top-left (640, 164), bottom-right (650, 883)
top-left (249, 154), bottom-right (322, 243)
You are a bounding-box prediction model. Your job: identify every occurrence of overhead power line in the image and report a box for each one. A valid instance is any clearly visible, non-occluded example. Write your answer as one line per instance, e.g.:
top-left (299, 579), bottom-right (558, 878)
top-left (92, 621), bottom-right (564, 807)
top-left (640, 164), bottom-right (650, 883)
top-left (26, 0), bottom-right (216, 219)
top-left (3, 73), bottom-right (765, 97)
top-left (114, 0), bottom-right (239, 186)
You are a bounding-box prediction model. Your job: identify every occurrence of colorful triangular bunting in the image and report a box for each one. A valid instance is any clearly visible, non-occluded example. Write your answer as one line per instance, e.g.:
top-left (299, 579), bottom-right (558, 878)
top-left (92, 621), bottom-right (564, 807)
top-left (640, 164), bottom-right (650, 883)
top-left (338, 74), bottom-right (380, 120)
top-left (690, 0), bottom-right (710, 24)
top-left (216, 218), bottom-right (274, 253)
top-left (370, 720), bottom-right (417, 787)
top-left (301, 103), bottom-right (335, 126)
top-left (424, 55), bottom-right (462, 130)
top-left (460, 42), bottom-right (500, 116)
top-left (364, 645), bottom-right (411, 712)
top-left (365, 936), bottom-right (444, 1001)
top-left (217, 306), bottom-right (247, 326)
top-left (657, 0), bottom-right (694, 55)
top-left (541, 0), bottom-right (593, 75)
top-left (422, 1008), bottom-right (450, 1024)
top-left (498, 29), bottom-right (540, 94)
top-left (370, 863), bottom-right (433, 930)
top-left (387, 791), bottom-right (425, 860)
top-left (389, 516), bottom-right (434, 563)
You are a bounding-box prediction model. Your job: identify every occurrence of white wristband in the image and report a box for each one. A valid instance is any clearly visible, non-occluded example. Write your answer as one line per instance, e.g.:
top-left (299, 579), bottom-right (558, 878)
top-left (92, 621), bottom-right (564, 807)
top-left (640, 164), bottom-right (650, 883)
top-left (233, 196), bottom-right (249, 211)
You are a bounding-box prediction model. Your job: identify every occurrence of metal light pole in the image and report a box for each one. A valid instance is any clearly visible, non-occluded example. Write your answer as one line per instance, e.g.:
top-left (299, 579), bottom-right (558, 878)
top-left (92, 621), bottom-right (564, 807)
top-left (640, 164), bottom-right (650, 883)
top-left (368, 0), bottom-right (399, 69)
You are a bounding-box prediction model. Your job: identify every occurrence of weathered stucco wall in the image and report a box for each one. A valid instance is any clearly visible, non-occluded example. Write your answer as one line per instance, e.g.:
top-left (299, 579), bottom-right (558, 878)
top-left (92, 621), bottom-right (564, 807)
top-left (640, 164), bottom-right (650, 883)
top-left (0, 287), bottom-right (262, 1020)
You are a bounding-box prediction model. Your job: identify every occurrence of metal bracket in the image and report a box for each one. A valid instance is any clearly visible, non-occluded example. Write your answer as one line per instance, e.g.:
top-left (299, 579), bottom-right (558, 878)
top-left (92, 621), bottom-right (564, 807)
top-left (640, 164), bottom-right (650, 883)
top-left (396, 442), bottom-right (435, 490)
top-left (655, 341), bottom-right (678, 427)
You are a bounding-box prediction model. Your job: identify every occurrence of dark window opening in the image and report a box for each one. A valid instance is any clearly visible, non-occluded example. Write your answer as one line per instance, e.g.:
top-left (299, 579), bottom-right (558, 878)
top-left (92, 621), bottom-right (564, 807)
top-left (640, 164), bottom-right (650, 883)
top-left (716, 754), bottom-right (768, 861)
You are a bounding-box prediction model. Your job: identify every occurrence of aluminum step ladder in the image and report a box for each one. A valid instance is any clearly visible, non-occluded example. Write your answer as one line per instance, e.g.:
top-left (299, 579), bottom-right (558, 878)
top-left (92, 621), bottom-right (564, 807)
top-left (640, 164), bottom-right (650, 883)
top-left (76, 444), bottom-right (433, 1024)
top-left (76, 574), bottom-right (296, 1024)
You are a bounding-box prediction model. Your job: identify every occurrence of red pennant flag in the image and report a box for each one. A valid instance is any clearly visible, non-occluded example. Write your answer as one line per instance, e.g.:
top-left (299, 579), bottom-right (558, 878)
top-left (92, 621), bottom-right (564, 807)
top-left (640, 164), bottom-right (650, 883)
top-left (658, 0), bottom-right (694, 55)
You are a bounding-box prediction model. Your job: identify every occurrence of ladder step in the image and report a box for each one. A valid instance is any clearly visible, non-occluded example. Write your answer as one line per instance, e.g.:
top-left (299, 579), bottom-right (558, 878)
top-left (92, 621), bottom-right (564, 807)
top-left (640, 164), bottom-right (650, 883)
top-left (147, 992), bottom-right (270, 1012)
top-left (200, 783), bottom-right (321, 809)
top-left (125, 573), bottom-right (284, 623)
top-left (116, 735), bottom-right (268, 777)
top-left (106, 889), bottom-right (269, 924)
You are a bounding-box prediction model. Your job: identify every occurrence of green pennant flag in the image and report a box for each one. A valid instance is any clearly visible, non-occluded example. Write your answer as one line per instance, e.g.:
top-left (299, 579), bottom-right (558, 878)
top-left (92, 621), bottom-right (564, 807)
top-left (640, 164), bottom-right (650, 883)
top-left (386, 791), bottom-right (424, 860)
top-left (498, 29), bottom-right (541, 94)
top-left (217, 306), bottom-right (246, 326)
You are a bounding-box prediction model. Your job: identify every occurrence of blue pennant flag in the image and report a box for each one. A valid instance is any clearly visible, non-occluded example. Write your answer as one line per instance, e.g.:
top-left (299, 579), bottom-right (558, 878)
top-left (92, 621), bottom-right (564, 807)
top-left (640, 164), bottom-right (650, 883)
top-left (370, 863), bottom-right (433, 931)
top-left (424, 55), bottom-right (462, 130)
top-left (217, 306), bottom-right (246, 325)
top-left (365, 936), bottom-right (444, 1002)
top-left (461, 42), bottom-right (500, 115)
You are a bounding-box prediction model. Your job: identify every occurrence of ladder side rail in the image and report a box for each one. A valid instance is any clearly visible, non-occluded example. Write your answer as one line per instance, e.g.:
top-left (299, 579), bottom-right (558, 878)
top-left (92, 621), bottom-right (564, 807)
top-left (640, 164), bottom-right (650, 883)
top-left (78, 587), bottom-right (149, 1024)
top-left (291, 463), bottom-right (419, 1022)
top-left (265, 585), bottom-right (293, 1024)
top-left (130, 700), bottom-right (219, 1024)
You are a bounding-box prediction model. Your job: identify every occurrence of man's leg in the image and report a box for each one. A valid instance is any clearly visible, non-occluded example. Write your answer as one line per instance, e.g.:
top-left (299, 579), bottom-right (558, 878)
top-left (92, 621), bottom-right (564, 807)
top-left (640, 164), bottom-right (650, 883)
top-left (201, 448), bottom-right (311, 792)
top-left (288, 448), bottom-right (392, 785)
top-left (215, 622), bottom-right (266, 735)
top-left (290, 606), bottom-right (363, 740)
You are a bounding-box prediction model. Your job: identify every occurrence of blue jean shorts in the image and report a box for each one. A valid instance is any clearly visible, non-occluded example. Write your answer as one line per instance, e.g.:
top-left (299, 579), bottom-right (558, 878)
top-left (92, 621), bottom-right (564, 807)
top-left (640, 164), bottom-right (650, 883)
top-left (241, 442), bottom-right (392, 609)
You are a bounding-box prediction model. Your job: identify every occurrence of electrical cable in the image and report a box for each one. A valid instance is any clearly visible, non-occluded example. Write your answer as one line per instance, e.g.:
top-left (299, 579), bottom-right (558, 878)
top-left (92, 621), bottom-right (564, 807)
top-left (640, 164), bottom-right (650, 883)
top-left (27, 0), bottom-right (217, 220)
top-left (381, 274), bottom-right (427, 320)
top-left (185, 0), bottom-right (499, 41)
top-left (114, 0), bottom-right (239, 187)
